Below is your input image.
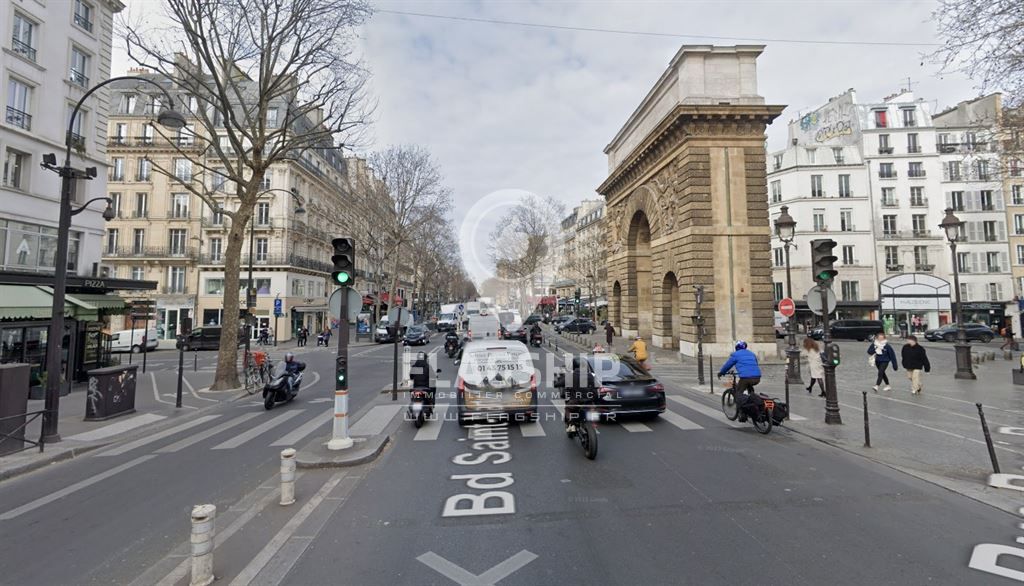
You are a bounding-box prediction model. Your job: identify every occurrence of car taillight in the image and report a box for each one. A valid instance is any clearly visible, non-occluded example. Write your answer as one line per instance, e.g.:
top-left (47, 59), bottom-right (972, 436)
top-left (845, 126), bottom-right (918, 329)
top-left (647, 383), bottom-right (665, 393)
top-left (457, 377), bottom-right (465, 397)
top-left (529, 373), bottom-right (537, 394)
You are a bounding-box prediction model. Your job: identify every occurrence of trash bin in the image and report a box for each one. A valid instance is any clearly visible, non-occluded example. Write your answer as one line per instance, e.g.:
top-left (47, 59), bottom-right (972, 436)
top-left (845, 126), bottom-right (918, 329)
top-left (0, 363), bottom-right (31, 456)
top-left (85, 365), bottom-right (138, 421)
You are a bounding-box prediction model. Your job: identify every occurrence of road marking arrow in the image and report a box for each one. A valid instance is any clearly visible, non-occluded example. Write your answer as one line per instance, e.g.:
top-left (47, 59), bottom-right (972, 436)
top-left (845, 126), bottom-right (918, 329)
top-left (417, 550), bottom-right (537, 585)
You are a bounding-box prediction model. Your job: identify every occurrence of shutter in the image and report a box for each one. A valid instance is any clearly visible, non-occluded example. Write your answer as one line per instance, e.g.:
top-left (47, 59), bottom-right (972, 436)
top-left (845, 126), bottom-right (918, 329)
top-left (1001, 252), bottom-right (1010, 272)
top-left (945, 191), bottom-right (952, 208)
top-left (994, 190), bottom-right (1005, 211)
top-left (967, 221), bottom-right (979, 242)
top-left (970, 253), bottom-right (980, 274)
top-left (943, 164), bottom-right (949, 181)
top-left (969, 190), bottom-right (980, 211)
top-left (998, 221), bottom-right (1007, 242)
top-left (997, 283), bottom-right (1004, 300)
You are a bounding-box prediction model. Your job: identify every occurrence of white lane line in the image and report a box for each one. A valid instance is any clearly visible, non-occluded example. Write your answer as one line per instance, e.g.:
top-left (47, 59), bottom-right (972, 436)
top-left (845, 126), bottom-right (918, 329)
top-left (414, 404), bottom-right (448, 441)
top-left (667, 395), bottom-right (743, 428)
top-left (150, 372), bottom-right (173, 406)
top-left (182, 377), bottom-right (218, 403)
top-left (94, 415), bottom-right (221, 457)
top-left (228, 472), bottom-right (347, 586)
top-left (788, 413), bottom-right (808, 421)
top-left (270, 409), bottom-right (332, 447)
top-left (301, 371), bottom-right (321, 392)
top-left (68, 413), bottom-right (167, 442)
top-left (620, 422), bottom-right (653, 432)
top-left (156, 413), bottom-right (261, 453)
top-left (550, 398), bottom-right (566, 416)
top-left (349, 404), bottom-right (403, 436)
top-left (211, 410), bottom-right (304, 450)
top-left (518, 420), bottom-right (546, 437)
top-left (0, 455), bottom-right (157, 520)
top-left (659, 409), bottom-right (703, 431)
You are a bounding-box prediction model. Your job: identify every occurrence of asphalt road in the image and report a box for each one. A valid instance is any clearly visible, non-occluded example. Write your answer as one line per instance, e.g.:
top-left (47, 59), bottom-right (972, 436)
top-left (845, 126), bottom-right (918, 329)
top-left (1, 339), bottom-right (1020, 585)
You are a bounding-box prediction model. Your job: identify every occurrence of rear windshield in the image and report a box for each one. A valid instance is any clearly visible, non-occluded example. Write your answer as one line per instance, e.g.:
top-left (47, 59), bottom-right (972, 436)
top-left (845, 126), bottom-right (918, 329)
top-left (498, 312), bottom-right (515, 325)
top-left (460, 348), bottom-right (533, 389)
top-left (439, 313), bottom-right (455, 321)
top-left (587, 356), bottom-right (654, 383)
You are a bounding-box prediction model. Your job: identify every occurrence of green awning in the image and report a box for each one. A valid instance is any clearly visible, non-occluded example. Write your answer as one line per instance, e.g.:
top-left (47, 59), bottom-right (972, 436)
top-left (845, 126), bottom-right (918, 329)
top-left (0, 286), bottom-right (126, 321)
top-left (64, 293), bottom-right (128, 311)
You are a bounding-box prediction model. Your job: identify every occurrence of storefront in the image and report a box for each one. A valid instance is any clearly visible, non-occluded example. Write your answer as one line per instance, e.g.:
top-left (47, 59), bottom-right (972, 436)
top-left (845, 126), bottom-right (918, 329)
top-left (879, 274), bottom-right (951, 336)
top-left (958, 302), bottom-right (1006, 329)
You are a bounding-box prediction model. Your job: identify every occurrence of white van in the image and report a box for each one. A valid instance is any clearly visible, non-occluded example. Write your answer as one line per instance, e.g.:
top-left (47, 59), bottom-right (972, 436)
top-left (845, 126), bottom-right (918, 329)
top-left (110, 328), bottom-right (159, 353)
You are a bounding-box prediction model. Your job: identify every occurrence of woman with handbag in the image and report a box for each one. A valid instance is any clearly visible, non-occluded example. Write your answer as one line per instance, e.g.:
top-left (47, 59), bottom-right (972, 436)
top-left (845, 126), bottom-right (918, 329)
top-left (867, 332), bottom-right (898, 392)
top-left (801, 337), bottom-right (826, 397)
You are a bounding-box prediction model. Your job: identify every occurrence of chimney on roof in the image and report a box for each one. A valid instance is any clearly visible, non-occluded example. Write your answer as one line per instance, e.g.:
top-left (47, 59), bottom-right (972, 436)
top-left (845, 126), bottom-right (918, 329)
top-left (127, 67), bottom-right (150, 75)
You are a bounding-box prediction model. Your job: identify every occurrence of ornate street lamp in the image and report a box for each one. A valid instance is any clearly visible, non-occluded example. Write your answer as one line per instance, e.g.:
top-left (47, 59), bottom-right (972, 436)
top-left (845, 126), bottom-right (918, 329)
top-left (774, 205), bottom-right (802, 385)
top-left (940, 207), bottom-right (976, 380)
top-left (39, 76), bottom-right (185, 443)
top-left (693, 284), bottom-right (706, 384)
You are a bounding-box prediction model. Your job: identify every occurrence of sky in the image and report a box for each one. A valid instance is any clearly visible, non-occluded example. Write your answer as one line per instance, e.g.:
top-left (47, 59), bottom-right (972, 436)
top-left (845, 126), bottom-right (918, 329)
top-left (112, 0), bottom-right (984, 284)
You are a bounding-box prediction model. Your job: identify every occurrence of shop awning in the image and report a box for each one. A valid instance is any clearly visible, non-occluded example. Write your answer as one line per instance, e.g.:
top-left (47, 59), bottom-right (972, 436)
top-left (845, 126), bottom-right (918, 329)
top-left (64, 293), bottom-right (128, 311)
top-left (0, 285), bottom-right (60, 320)
top-left (294, 305), bottom-right (328, 313)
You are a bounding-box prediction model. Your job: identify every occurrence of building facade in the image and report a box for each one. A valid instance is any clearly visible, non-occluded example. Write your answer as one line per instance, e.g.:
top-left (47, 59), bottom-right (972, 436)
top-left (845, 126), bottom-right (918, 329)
top-left (1006, 113), bottom-right (1024, 335)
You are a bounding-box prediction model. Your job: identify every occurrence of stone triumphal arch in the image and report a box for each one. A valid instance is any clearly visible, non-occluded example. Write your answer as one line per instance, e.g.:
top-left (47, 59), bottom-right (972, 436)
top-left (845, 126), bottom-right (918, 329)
top-left (599, 45), bottom-right (785, 357)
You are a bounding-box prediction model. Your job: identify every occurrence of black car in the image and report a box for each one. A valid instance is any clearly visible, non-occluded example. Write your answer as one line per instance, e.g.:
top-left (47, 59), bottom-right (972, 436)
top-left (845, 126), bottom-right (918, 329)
top-left (556, 354), bottom-right (665, 418)
top-left (402, 325), bottom-right (430, 346)
top-left (827, 320), bottom-right (884, 341)
top-left (559, 318), bottom-right (596, 334)
top-left (524, 314), bottom-right (542, 325)
top-left (176, 326), bottom-right (247, 351)
top-left (924, 323), bottom-right (995, 343)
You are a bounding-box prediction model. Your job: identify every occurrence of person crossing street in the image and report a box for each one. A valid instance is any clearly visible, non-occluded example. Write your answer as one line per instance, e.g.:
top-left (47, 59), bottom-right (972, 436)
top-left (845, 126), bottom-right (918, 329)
top-left (900, 335), bottom-right (930, 395)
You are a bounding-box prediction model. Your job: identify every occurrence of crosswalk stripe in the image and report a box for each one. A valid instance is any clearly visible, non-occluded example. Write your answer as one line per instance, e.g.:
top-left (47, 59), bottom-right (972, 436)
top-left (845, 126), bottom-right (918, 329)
top-left (70, 413), bottom-right (167, 442)
top-left (518, 420), bottom-right (546, 437)
top-left (550, 399), bottom-right (565, 416)
top-left (667, 395), bottom-right (743, 428)
top-left (659, 409), bottom-right (704, 430)
top-left (270, 409), bottom-right (333, 447)
top-left (95, 415), bottom-right (221, 457)
top-left (788, 413), bottom-right (808, 421)
top-left (349, 405), bottom-right (403, 436)
top-left (620, 422), bottom-right (652, 432)
top-left (414, 404), bottom-right (448, 441)
top-left (211, 410), bottom-right (304, 450)
top-left (157, 413), bottom-right (261, 453)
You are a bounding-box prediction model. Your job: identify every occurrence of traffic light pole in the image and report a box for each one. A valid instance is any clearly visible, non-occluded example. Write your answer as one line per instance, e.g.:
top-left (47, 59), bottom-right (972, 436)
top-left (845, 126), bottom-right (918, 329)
top-left (328, 288), bottom-right (353, 450)
top-left (821, 285), bottom-right (842, 425)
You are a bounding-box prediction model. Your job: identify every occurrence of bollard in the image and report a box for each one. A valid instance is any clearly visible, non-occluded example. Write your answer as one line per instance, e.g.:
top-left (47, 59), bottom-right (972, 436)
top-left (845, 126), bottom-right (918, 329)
top-left (986, 351), bottom-right (995, 361)
top-left (862, 391), bottom-right (871, 448)
top-left (1004, 350), bottom-right (1013, 361)
top-left (189, 504), bottom-right (216, 586)
top-left (280, 448), bottom-right (296, 505)
top-left (708, 356), bottom-right (714, 394)
top-left (976, 403), bottom-right (1001, 474)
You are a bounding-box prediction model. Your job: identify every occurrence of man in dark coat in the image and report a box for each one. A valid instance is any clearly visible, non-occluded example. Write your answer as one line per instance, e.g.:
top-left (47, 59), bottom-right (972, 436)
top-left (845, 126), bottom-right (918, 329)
top-left (900, 335), bottom-right (930, 395)
top-left (604, 322), bottom-right (615, 347)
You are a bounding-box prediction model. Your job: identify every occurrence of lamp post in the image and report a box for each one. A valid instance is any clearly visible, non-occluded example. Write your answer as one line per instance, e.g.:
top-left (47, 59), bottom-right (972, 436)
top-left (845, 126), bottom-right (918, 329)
top-left (693, 285), bottom-right (706, 385)
top-left (940, 207), bottom-right (976, 380)
top-left (774, 206), bottom-right (802, 384)
top-left (38, 76), bottom-right (185, 443)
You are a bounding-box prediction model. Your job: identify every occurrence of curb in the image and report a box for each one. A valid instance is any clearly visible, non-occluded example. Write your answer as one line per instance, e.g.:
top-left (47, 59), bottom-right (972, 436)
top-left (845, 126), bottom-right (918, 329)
top-left (0, 441), bottom-right (110, 482)
top-left (294, 434), bottom-right (390, 469)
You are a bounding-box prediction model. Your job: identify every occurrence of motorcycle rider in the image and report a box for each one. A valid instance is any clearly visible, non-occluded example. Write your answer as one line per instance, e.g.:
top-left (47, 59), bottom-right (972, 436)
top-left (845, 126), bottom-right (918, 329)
top-left (444, 330), bottom-right (460, 355)
top-left (410, 351), bottom-right (435, 409)
top-left (529, 322), bottom-right (542, 344)
top-left (563, 356), bottom-right (595, 433)
top-left (283, 352), bottom-right (305, 395)
top-left (717, 341), bottom-right (762, 422)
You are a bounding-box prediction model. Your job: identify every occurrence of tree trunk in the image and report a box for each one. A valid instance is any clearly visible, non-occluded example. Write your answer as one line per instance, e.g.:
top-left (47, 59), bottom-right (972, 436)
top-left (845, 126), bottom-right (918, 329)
top-left (210, 207), bottom-right (252, 390)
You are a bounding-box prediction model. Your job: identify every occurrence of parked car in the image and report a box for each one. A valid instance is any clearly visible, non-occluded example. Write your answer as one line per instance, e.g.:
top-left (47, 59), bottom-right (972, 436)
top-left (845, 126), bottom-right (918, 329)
top-left (558, 318), bottom-right (596, 334)
top-left (828, 320), bottom-right (885, 341)
top-left (176, 326), bottom-right (245, 351)
top-left (111, 328), bottom-right (159, 353)
top-left (402, 325), bottom-right (430, 346)
top-left (375, 319), bottom-right (406, 343)
top-left (524, 314), bottom-right (542, 325)
top-left (555, 353), bottom-right (665, 419)
top-left (924, 323), bottom-right (995, 343)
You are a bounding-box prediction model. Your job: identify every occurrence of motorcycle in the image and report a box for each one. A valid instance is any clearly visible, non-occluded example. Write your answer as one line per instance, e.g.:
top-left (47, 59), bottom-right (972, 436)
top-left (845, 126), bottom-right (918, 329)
top-left (445, 337), bottom-right (460, 358)
top-left (529, 330), bottom-right (543, 347)
top-left (408, 386), bottom-right (434, 428)
top-left (263, 361), bottom-right (305, 410)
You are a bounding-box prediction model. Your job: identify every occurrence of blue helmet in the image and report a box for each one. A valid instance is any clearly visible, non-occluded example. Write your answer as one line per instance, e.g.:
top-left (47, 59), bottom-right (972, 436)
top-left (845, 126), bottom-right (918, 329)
top-left (734, 340), bottom-right (748, 351)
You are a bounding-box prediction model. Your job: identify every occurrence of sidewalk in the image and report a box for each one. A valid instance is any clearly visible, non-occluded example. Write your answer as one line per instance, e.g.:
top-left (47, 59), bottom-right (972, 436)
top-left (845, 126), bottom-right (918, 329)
top-left (548, 326), bottom-right (1024, 513)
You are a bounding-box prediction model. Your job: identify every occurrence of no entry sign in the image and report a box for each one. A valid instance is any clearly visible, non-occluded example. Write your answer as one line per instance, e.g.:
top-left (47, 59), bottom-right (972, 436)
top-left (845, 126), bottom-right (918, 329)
top-left (778, 297), bottom-right (796, 318)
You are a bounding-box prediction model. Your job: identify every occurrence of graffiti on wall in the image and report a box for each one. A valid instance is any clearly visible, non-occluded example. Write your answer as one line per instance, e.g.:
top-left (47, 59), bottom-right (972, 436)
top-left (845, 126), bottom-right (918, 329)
top-left (790, 91), bottom-right (861, 146)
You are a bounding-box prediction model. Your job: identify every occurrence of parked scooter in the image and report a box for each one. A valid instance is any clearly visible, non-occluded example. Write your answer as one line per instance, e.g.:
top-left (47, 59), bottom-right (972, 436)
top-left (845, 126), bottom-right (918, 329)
top-left (263, 359), bottom-right (305, 410)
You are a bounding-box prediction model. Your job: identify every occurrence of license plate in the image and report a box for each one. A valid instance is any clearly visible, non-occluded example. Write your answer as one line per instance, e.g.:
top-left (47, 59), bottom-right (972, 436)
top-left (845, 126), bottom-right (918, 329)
top-left (622, 388), bottom-right (644, 397)
top-left (764, 400), bottom-right (775, 410)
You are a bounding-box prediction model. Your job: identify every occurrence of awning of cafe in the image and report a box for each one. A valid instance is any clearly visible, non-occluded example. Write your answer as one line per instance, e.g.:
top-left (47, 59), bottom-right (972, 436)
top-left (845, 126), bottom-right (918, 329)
top-left (0, 285), bottom-right (127, 321)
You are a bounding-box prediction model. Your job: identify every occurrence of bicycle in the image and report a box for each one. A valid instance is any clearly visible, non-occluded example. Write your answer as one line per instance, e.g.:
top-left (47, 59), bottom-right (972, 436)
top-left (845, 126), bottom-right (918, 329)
top-left (719, 371), bottom-right (773, 434)
top-left (244, 351), bottom-right (270, 394)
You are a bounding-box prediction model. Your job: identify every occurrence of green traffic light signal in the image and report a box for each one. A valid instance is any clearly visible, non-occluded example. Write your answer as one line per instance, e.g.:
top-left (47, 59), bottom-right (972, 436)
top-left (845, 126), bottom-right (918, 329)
top-left (331, 237), bottom-right (355, 287)
top-left (335, 271), bottom-right (351, 284)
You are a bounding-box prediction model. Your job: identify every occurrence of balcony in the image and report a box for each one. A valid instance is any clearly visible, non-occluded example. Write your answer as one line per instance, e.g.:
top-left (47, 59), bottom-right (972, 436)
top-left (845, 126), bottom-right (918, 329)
top-left (130, 210), bottom-right (148, 219)
top-left (908, 170), bottom-right (927, 179)
top-left (912, 229), bottom-right (933, 238)
top-left (910, 198), bottom-right (928, 207)
top-left (201, 217), bottom-right (226, 229)
top-left (881, 200), bottom-right (899, 208)
top-left (69, 69), bottom-right (89, 88)
top-left (886, 264), bottom-right (904, 273)
top-left (878, 147), bottom-right (894, 155)
top-left (11, 38), bottom-right (36, 62)
top-left (811, 190), bottom-right (826, 198)
top-left (108, 172), bottom-right (125, 182)
top-left (915, 264), bottom-right (935, 272)
top-left (252, 218), bottom-right (283, 230)
top-left (908, 146), bottom-right (922, 153)
top-left (988, 266), bottom-right (1003, 273)
top-left (5, 106), bottom-right (31, 130)
top-left (108, 137), bottom-right (129, 147)
top-left (167, 210), bottom-right (191, 220)
top-left (198, 252), bottom-right (332, 273)
top-left (103, 246), bottom-right (198, 260)
top-left (878, 171), bottom-right (898, 179)
top-left (68, 133), bottom-right (86, 151)
top-left (74, 12), bottom-right (93, 32)
top-left (984, 234), bottom-right (1000, 242)
top-left (161, 286), bottom-right (189, 295)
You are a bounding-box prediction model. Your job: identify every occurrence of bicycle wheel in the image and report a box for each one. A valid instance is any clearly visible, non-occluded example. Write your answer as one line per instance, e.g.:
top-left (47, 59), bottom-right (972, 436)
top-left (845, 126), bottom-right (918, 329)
top-left (721, 389), bottom-right (738, 420)
top-left (752, 410), bottom-right (773, 434)
top-left (246, 370), bottom-right (260, 394)
top-left (578, 420), bottom-right (598, 460)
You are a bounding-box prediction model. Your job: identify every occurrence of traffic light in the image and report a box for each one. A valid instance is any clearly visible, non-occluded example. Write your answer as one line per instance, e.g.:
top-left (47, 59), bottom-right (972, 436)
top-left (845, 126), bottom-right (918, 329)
top-left (810, 238), bottom-right (839, 284)
top-left (331, 238), bottom-right (355, 286)
top-left (826, 343), bottom-right (841, 367)
top-left (336, 354), bottom-right (348, 389)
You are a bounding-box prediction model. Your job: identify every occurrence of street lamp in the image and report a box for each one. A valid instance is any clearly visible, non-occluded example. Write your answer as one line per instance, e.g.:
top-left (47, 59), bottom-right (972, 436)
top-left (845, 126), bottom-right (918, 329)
top-left (38, 76), bottom-right (185, 443)
top-left (940, 207), bottom-right (976, 380)
top-left (693, 285), bottom-right (706, 384)
top-left (774, 205), bottom-right (802, 385)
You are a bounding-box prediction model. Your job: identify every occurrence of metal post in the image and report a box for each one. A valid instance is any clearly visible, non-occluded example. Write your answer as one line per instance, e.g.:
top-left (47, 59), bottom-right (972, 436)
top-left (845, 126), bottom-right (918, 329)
top-left (391, 305), bottom-right (403, 401)
top-left (273, 314), bottom-right (279, 347)
top-left (128, 317), bottom-right (135, 366)
top-left (142, 315), bottom-right (149, 374)
top-left (279, 448), bottom-right (296, 505)
top-left (822, 286), bottom-right (842, 424)
top-left (784, 244), bottom-right (802, 384)
top-left (976, 403), bottom-right (1000, 473)
top-left (862, 391), bottom-right (871, 447)
top-left (950, 240), bottom-right (976, 379)
top-left (194, 348), bottom-right (198, 372)
top-left (328, 289), bottom-right (353, 450)
top-left (189, 504), bottom-right (216, 586)
top-left (176, 343), bottom-right (184, 408)
top-left (708, 355), bottom-right (714, 394)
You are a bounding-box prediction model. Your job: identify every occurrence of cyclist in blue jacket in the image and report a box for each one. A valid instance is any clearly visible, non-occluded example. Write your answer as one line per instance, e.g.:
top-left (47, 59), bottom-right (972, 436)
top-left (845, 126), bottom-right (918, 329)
top-left (718, 341), bottom-right (762, 421)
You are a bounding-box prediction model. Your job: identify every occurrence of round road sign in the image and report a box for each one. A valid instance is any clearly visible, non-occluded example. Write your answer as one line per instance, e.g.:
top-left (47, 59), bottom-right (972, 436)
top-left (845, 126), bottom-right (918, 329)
top-left (778, 297), bottom-right (796, 318)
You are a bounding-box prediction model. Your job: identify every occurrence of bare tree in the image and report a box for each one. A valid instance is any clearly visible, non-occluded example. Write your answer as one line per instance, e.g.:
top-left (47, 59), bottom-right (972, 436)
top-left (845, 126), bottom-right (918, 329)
top-left (488, 195), bottom-right (565, 315)
top-left (122, 0), bottom-right (370, 389)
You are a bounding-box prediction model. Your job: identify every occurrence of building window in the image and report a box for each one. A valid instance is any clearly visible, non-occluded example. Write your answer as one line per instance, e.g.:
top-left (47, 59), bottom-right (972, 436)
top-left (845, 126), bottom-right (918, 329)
top-left (913, 246), bottom-right (929, 269)
top-left (168, 229), bottom-right (188, 256)
top-left (211, 208), bottom-right (224, 225)
top-left (950, 190), bottom-right (964, 211)
top-left (120, 94), bottom-right (137, 115)
top-left (1015, 214), bottom-right (1024, 235)
top-left (773, 282), bottom-right (783, 301)
top-left (879, 162), bottom-right (895, 178)
top-left (173, 158), bottom-right (192, 182)
top-left (960, 283), bottom-right (971, 301)
top-left (975, 160), bottom-right (991, 181)
top-left (6, 78), bottom-right (32, 130)
top-left (987, 251), bottom-right (1001, 272)
top-left (912, 215), bottom-right (927, 236)
top-left (842, 245), bottom-right (855, 265)
top-left (167, 266), bottom-right (186, 294)
top-left (131, 266), bottom-right (144, 281)
top-left (113, 123), bottom-right (128, 144)
top-left (136, 158), bottom-right (151, 181)
top-left (878, 134), bottom-right (891, 153)
top-left (109, 192), bottom-right (121, 218)
top-left (256, 202), bottom-right (270, 226)
top-left (840, 209), bottom-right (853, 232)
top-left (65, 104), bottom-right (87, 150)
top-left (813, 209), bottom-right (826, 231)
top-left (133, 228), bottom-right (145, 254)
top-left (770, 180), bottom-right (781, 203)
top-left (1016, 245), bottom-right (1024, 266)
top-left (907, 133), bottom-right (920, 153)
top-left (773, 154), bottom-right (782, 171)
top-left (211, 169), bottom-right (227, 192)
top-left (901, 107), bottom-right (917, 127)
top-left (12, 12), bottom-right (37, 62)
top-left (106, 229), bottom-right (118, 254)
top-left (2, 149), bottom-right (28, 189)
top-left (964, 132), bottom-right (978, 150)
top-left (73, 0), bottom-right (94, 33)
top-left (255, 238), bottom-right (269, 262)
top-left (840, 281), bottom-right (860, 301)
top-left (982, 220), bottom-right (999, 241)
top-left (885, 246), bottom-right (899, 268)
top-left (171, 193), bottom-right (189, 218)
top-left (266, 108), bottom-right (279, 127)
top-left (988, 283), bottom-right (1002, 301)
top-left (837, 175), bottom-right (851, 197)
top-left (908, 162), bottom-right (925, 178)
top-left (832, 147), bottom-right (844, 164)
top-left (259, 175), bottom-right (272, 190)
top-left (957, 252), bottom-right (970, 273)
top-left (773, 248), bottom-right (784, 267)
top-left (810, 175), bottom-right (824, 197)
top-left (946, 161), bottom-right (961, 181)
top-left (178, 124), bottom-right (196, 147)
top-left (292, 278), bottom-right (306, 296)
top-left (807, 148), bottom-right (816, 164)
top-left (133, 193), bottom-right (148, 218)
top-left (910, 186), bottom-right (926, 207)
top-left (110, 158), bottom-right (125, 181)
top-left (883, 215), bottom-right (897, 237)
top-left (141, 123), bottom-right (154, 144)
top-left (69, 47), bottom-right (90, 87)
top-left (874, 110), bottom-right (888, 128)
top-left (209, 238), bottom-right (222, 262)
top-left (1010, 159), bottom-right (1021, 177)
top-left (1012, 185), bottom-right (1023, 205)
top-left (881, 187), bottom-right (896, 206)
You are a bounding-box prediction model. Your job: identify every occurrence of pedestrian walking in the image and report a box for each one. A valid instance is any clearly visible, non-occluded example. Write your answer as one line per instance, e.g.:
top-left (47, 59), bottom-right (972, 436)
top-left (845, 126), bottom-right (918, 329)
top-left (900, 335), bottom-right (930, 395)
top-left (1000, 322), bottom-right (1014, 351)
top-left (867, 332), bottom-right (898, 392)
top-left (604, 321), bottom-right (615, 348)
top-left (801, 337), bottom-right (825, 397)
